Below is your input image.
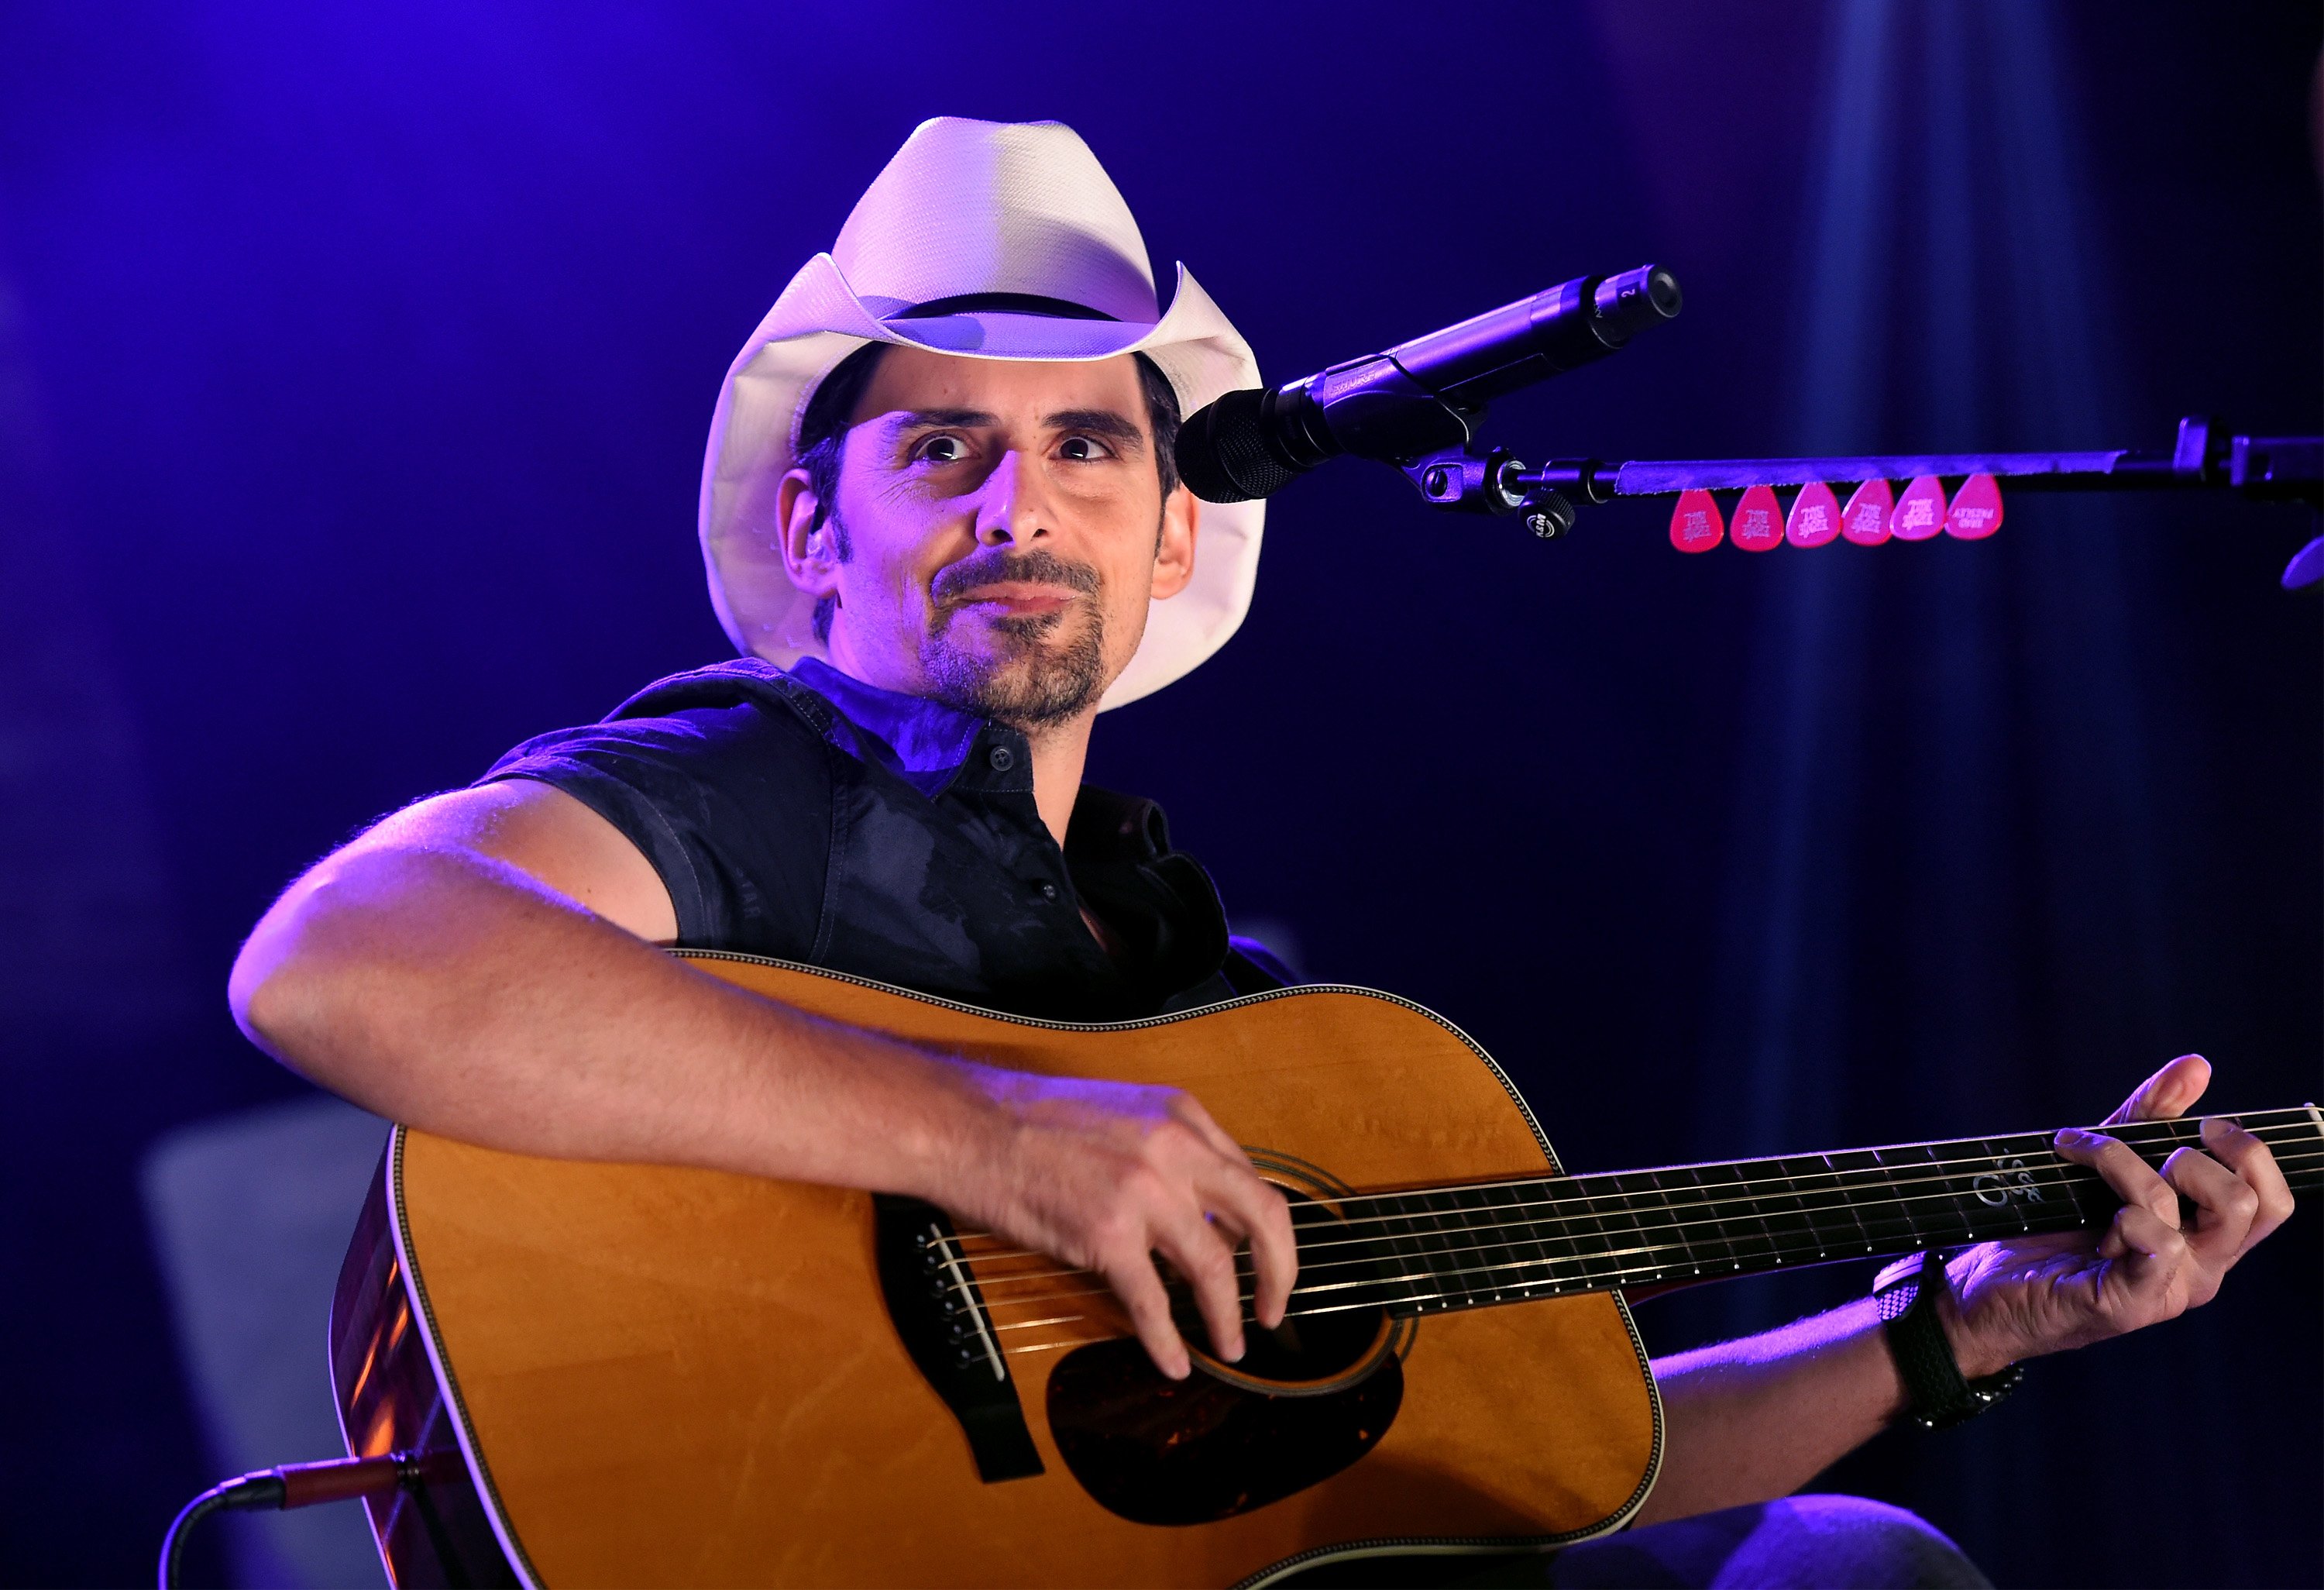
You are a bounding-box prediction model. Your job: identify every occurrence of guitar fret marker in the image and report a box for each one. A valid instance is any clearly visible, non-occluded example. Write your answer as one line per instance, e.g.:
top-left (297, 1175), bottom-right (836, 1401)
top-left (1972, 1156), bottom-right (2044, 1208)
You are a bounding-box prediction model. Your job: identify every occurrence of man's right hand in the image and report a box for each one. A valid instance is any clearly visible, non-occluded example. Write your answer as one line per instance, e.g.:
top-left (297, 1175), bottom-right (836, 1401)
top-left (947, 1070), bottom-right (1298, 1380)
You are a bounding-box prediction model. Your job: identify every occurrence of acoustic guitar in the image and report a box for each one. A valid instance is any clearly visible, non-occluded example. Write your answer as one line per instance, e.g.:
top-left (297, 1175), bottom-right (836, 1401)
top-left (328, 952), bottom-right (2320, 1588)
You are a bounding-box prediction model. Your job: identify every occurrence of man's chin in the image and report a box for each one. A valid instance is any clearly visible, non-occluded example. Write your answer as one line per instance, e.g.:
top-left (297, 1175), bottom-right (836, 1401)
top-left (920, 626), bottom-right (1109, 729)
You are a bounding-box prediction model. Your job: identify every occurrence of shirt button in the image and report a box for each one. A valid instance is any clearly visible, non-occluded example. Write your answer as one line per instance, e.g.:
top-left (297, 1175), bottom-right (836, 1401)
top-left (1039, 882), bottom-right (1059, 900)
top-left (988, 746), bottom-right (1016, 772)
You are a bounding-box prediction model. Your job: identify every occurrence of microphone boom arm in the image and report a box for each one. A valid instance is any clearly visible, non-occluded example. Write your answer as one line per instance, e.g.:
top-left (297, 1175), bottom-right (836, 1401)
top-left (1541, 419), bottom-right (2320, 508)
top-left (1437, 419), bottom-right (2318, 545)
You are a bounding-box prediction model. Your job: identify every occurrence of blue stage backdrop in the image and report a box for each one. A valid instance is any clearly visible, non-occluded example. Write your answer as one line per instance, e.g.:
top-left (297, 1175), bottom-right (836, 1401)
top-left (0, 2), bottom-right (2316, 1585)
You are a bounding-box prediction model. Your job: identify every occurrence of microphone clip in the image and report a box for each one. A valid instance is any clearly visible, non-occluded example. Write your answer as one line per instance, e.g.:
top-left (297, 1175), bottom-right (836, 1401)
top-left (1404, 445), bottom-right (1580, 539)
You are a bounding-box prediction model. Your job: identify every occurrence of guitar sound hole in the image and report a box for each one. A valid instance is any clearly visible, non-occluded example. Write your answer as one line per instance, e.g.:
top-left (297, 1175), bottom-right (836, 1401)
top-left (1047, 1192), bottom-right (1405, 1525)
top-left (1187, 1297), bottom-right (1393, 1389)
top-left (1047, 1329), bottom-right (1403, 1526)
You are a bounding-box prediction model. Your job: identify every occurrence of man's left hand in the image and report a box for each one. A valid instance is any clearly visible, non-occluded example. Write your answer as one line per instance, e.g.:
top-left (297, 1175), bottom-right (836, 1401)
top-left (1939, 1054), bottom-right (2296, 1379)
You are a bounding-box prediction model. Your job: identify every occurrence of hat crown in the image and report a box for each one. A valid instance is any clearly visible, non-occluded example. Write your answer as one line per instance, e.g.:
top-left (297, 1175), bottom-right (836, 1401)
top-left (832, 118), bottom-right (1160, 324)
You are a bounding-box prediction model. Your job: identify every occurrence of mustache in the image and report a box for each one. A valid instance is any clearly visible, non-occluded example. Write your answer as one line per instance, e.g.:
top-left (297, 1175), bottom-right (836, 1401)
top-left (930, 548), bottom-right (1101, 607)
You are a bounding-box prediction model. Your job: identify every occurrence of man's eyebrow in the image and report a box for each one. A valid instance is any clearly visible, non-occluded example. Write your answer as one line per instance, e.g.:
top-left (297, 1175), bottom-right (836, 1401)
top-left (882, 407), bottom-right (1000, 433)
top-left (1044, 408), bottom-right (1146, 447)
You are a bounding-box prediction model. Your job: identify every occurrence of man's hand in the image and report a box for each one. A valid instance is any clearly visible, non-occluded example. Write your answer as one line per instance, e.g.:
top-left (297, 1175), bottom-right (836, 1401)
top-left (1642, 1051), bottom-right (2296, 1524)
top-left (947, 1069), bottom-right (1297, 1381)
top-left (1941, 1055), bottom-right (2296, 1378)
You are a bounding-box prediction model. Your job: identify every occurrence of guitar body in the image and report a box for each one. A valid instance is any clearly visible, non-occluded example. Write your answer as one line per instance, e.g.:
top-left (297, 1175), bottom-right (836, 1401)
top-left (332, 954), bottom-right (1662, 1588)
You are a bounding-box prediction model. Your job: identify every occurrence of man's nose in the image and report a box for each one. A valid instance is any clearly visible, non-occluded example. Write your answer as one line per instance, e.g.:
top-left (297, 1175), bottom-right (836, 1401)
top-left (972, 450), bottom-right (1050, 546)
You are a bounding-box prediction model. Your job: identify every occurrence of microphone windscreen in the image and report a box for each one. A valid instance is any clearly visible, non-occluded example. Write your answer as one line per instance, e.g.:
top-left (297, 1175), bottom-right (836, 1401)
top-left (1174, 389), bottom-right (1302, 503)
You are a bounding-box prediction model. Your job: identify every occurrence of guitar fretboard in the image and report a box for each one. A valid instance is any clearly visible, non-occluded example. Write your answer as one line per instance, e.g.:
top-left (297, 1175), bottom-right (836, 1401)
top-left (1278, 1107), bottom-right (2324, 1320)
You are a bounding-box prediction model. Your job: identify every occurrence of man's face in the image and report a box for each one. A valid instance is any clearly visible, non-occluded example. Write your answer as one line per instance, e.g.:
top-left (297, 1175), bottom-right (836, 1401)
top-left (778, 348), bottom-right (1198, 730)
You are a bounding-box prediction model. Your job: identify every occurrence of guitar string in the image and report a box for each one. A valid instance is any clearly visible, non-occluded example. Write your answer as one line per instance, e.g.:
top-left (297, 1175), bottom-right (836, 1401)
top-left (971, 1162), bottom-right (2315, 1320)
top-left (972, 1133), bottom-right (2298, 1284)
top-left (949, 1157), bottom-right (2126, 1297)
top-left (929, 1120), bottom-right (2323, 1275)
top-left (940, 1141), bottom-right (2324, 1310)
top-left (933, 1110), bottom-right (2315, 1265)
top-left (944, 1144), bottom-right (2324, 1320)
top-left (968, 1149), bottom-right (2324, 1352)
top-left (951, 1148), bottom-right (2173, 1289)
top-left (939, 1144), bottom-right (2324, 1320)
top-left (982, 1174), bottom-right (2324, 1357)
top-left (943, 1110), bottom-right (2320, 1261)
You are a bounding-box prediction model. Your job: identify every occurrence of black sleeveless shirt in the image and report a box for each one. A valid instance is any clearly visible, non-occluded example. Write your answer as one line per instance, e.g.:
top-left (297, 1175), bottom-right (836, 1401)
top-left (479, 657), bottom-right (1289, 1020)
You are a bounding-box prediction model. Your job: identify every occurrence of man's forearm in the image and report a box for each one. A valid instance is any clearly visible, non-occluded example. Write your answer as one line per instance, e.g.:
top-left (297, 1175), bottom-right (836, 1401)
top-left (1633, 1299), bottom-right (1910, 1524)
top-left (231, 844), bottom-right (1008, 1199)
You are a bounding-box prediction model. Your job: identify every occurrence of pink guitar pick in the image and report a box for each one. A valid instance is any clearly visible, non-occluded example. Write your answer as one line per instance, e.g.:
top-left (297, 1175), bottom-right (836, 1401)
top-left (1840, 479), bottom-right (1893, 545)
top-left (1786, 481), bottom-right (1841, 548)
top-left (1669, 489), bottom-right (1724, 553)
top-left (1731, 484), bottom-right (1783, 552)
top-left (1893, 475), bottom-right (1947, 541)
top-left (1945, 472), bottom-right (2003, 539)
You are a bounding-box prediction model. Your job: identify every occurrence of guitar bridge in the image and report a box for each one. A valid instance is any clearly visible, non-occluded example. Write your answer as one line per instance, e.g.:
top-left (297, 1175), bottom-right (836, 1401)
top-left (871, 1194), bottom-right (1045, 1483)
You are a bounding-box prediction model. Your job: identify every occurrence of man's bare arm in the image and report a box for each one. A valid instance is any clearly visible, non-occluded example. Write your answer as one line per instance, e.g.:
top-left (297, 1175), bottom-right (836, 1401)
top-left (1637, 1300), bottom-right (1913, 1524)
top-left (232, 780), bottom-right (975, 1184)
top-left (229, 780), bottom-right (1293, 1377)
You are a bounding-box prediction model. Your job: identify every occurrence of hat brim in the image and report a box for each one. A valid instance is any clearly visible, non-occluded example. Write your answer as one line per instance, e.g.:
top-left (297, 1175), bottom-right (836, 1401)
top-left (700, 254), bottom-right (1264, 711)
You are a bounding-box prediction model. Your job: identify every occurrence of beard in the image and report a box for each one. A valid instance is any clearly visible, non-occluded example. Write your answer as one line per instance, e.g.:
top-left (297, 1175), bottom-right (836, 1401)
top-left (920, 547), bottom-right (1109, 729)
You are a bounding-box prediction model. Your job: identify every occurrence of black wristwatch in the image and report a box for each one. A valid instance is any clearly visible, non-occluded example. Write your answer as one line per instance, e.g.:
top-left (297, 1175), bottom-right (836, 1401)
top-left (1873, 1251), bottom-right (2023, 1430)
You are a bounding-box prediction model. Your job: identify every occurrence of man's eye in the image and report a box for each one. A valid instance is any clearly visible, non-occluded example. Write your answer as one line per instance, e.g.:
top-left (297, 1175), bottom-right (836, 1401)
top-left (1059, 436), bottom-right (1113, 462)
top-left (916, 435), bottom-right (965, 463)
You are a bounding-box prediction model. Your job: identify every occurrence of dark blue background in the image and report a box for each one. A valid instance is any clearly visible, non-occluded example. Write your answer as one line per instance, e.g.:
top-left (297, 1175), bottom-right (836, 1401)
top-left (1, 2), bottom-right (2317, 1585)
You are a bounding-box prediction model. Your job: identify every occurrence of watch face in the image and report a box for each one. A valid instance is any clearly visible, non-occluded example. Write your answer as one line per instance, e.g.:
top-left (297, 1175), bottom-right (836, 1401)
top-left (1872, 1251), bottom-right (1930, 1292)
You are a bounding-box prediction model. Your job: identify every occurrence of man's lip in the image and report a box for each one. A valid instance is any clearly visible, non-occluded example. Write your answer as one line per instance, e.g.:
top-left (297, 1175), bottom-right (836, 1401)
top-left (945, 581), bottom-right (1082, 611)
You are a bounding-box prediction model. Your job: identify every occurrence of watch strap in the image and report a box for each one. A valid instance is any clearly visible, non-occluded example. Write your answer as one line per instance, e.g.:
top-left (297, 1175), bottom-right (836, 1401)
top-left (1875, 1251), bottom-right (2023, 1430)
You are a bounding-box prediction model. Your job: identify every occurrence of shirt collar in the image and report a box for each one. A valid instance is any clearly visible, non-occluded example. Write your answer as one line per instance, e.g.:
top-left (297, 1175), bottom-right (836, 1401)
top-left (786, 656), bottom-right (1012, 800)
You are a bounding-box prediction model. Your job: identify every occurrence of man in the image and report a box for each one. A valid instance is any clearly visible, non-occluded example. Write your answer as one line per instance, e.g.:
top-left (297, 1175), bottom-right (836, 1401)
top-left (230, 119), bottom-right (2293, 1586)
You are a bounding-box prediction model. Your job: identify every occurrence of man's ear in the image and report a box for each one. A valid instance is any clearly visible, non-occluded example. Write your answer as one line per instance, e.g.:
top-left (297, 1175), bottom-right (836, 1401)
top-left (1149, 484), bottom-right (1199, 601)
top-left (776, 466), bottom-right (841, 597)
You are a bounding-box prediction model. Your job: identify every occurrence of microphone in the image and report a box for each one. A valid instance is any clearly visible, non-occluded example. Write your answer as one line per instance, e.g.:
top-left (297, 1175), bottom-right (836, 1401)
top-left (1176, 264), bottom-right (1682, 504)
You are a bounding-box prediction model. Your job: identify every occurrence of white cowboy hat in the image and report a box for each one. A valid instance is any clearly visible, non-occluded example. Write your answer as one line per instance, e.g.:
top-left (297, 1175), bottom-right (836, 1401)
top-left (698, 117), bottom-right (1265, 711)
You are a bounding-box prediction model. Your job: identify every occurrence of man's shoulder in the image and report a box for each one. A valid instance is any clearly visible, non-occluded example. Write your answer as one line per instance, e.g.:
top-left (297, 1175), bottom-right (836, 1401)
top-left (483, 659), bottom-right (836, 790)
top-left (476, 659), bottom-right (841, 956)
top-left (605, 657), bottom-right (840, 737)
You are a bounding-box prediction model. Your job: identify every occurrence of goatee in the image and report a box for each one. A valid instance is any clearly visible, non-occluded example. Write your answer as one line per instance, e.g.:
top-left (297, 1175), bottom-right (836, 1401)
top-left (921, 549), bottom-right (1108, 728)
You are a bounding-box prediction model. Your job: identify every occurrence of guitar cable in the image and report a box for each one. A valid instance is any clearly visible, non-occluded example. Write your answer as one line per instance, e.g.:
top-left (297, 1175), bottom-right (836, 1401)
top-left (159, 1450), bottom-right (440, 1590)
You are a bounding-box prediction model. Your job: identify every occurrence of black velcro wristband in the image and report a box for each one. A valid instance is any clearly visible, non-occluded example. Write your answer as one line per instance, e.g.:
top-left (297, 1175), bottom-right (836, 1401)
top-left (1875, 1251), bottom-right (2023, 1430)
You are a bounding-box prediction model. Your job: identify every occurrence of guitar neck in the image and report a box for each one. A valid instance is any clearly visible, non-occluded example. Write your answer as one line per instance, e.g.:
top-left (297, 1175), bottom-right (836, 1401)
top-left (1288, 1106), bottom-right (2324, 1320)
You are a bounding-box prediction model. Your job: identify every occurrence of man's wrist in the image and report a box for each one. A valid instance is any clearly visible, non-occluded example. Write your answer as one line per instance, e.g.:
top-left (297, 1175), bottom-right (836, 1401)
top-left (1928, 1257), bottom-right (2016, 1381)
top-left (1874, 1252), bottom-right (2023, 1429)
top-left (888, 1052), bottom-right (1019, 1209)
top-left (1872, 1251), bottom-right (2010, 1381)
top-left (778, 1017), bottom-right (1019, 1210)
